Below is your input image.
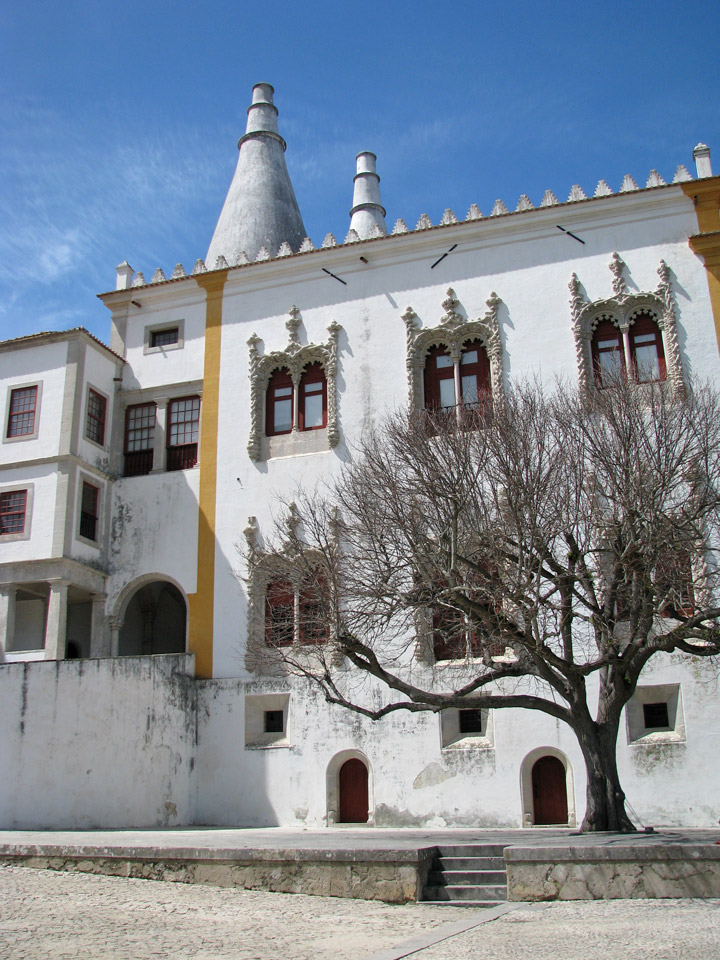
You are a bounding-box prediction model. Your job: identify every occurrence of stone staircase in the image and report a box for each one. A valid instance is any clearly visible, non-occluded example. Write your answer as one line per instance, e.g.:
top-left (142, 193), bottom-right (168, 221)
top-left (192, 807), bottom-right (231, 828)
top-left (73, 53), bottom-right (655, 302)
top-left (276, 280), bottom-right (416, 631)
top-left (420, 844), bottom-right (508, 907)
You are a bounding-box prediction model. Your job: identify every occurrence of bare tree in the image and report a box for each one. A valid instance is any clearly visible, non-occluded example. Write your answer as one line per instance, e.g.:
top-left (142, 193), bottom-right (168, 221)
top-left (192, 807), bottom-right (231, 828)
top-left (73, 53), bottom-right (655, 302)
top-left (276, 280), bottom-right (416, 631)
top-left (253, 380), bottom-right (720, 832)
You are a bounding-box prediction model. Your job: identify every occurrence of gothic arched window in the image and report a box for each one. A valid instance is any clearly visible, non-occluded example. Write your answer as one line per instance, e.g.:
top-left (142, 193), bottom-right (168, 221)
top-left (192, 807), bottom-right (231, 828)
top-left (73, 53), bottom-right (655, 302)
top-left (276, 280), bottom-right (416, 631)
top-left (298, 362), bottom-right (327, 431)
top-left (266, 368), bottom-right (294, 435)
top-left (591, 320), bottom-right (625, 388)
top-left (630, 314), bottom-right (666, 383)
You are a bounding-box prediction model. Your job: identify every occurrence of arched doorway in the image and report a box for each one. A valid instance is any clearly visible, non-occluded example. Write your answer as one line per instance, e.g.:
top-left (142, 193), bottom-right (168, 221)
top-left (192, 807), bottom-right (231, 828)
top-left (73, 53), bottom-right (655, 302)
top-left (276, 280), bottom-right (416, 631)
top-left (338, 758), bottom-right (369, 823)
top-left (531, 755), bottom-right (568, 825)
top-left (118, 580), bottom-right (187, 656)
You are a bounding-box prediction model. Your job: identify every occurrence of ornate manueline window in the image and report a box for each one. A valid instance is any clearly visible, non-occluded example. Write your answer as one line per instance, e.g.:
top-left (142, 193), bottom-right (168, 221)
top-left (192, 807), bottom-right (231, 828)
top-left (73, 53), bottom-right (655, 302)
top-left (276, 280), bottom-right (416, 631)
top-left (403, 288), bottom-right (503, 418)
top-left (247, 306), bottom-right (341, 460)
top-left (571, 254), bottom-right (682, 396)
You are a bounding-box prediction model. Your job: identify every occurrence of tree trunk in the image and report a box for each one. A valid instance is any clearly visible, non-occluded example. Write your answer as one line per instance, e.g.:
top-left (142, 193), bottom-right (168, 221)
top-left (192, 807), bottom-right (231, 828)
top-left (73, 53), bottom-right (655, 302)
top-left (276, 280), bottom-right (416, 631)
top-left (575, 718), bottom-right (636, 832)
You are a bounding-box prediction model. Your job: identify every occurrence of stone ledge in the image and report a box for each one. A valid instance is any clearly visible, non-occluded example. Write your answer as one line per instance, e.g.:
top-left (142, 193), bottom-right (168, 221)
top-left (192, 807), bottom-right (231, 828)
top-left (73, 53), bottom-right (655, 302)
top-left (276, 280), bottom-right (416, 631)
top-left (505, 843), bottom-right (720, 863)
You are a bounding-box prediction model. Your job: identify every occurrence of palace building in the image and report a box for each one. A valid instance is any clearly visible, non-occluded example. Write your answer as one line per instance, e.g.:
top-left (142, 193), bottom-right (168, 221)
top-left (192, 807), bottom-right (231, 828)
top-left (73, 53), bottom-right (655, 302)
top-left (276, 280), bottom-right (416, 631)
top-left (1, 83), bottom-right (719, 830)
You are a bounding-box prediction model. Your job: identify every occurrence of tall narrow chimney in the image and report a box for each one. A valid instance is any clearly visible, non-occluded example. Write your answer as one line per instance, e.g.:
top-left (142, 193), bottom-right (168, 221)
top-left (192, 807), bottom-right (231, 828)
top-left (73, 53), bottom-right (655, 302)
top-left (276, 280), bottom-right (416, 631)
top-left (349, 151), bottom-right (387, 239)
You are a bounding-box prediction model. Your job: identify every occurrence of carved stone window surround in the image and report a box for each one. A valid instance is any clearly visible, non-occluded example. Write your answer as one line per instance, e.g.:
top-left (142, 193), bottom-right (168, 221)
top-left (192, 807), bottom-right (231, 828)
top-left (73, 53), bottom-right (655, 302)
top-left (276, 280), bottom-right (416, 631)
top-left (247, 306), bottom-right (341, 461)
top-left (402, 288), bottom-right (503, 412)
top-left (570, 255), bottom-right (683, 396)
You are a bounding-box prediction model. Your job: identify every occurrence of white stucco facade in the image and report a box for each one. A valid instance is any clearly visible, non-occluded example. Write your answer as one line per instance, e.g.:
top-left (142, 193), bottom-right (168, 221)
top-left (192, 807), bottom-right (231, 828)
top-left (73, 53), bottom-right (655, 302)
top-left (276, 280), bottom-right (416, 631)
top-left (1, 87), bottom-right (719, 831)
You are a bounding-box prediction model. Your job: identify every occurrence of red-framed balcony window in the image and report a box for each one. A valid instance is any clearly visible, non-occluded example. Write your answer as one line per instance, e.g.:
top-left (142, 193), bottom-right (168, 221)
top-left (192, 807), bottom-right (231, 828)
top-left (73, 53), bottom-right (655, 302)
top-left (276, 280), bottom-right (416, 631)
top-left (167, 396), bottom-right (200, 471)
top-left (85, 389), bottom-right (107, 446)
top-left (7, 386), bottom-right (38, 438)
top-left (433, 605), bottom-right (469, 661)
top-left (150, 327), bottom-right (179, 348)
top-left (299, 363), bottom-right (327, 431)
top-left (265, 579), bottom-right (295, 646)
top-left (656, 551), bottom-right (695, 618)
top-left (0, 489), bottom-right (27, 535)
top-left (299, 577), bottom-right (329, 644)
top-left (124, 403), bottom-right (156, 477)
top-left (424, 345), bottom-right (455, 412)
top-left (266, 368), bottom-right (294, 436)
top-left (630, 314), bottom-right (666, 383)
top-left (592, 320), bottom-right (625, 388)
top-left (79, 481), bottom-right (99, 541)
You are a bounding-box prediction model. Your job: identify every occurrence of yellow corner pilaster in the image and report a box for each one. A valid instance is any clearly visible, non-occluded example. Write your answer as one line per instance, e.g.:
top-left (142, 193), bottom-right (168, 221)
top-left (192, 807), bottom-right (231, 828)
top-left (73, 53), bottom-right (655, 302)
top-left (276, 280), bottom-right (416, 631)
top-left (188, 270), bottom-right (228, 678)
top-left (681, 178), bottom-right (720, 357)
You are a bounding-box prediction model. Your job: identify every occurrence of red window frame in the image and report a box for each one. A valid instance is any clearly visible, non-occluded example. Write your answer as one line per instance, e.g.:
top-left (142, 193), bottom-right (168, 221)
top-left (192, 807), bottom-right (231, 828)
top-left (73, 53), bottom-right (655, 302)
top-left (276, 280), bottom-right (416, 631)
top-left (299, 576), bottom-right (329, 644)
top-left (0, 489), bottom-right (27, 535)
top-left (167, 396), bottom-right (200, 471)
top-left (124, 402), bottom-right (156, 477)
top-left (592, 320), bottom-right (625, 388)
top-left (79, 481), bottom-right (99, 541)
top-left (85, 389), bottom-right (107, 446)
top-left (656, 551), bottom-right (695, 618)
top-left (629, 314), bottom-right (666, 383)
top-left (7, 385), bottom-right (38, 438)
top-left (266, 368), bottom-right (294, 436)
top-left (265, 579), bottom-right (295, 646)
top-left (423, 345), bottom-right (455, 412)
top-left (298, 363), bottom-right (327, 431)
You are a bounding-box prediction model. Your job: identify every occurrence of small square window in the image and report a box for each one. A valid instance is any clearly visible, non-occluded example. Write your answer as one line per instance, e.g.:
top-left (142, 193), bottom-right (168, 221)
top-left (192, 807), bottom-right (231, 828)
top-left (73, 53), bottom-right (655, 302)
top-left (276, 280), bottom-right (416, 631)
top-left (643, 702), bottom-right (670, 729)
top-left (458, 709), bottom-right (484, 734)
top-left (151, 327), bottom-right (179, 348)
top-left (264, 710), bottom-right (284, 734)
top-left (85, 389), bottom-right (107, 446)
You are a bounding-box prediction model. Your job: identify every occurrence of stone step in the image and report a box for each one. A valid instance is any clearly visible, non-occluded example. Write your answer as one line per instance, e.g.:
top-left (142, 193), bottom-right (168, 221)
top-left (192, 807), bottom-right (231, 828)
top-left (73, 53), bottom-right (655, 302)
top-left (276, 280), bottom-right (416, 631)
top-left (420, 899), bottom-right (504, 908)
top-left (428, 869), bottom-right (507, 886)
top-left (435, 856), bottom-right (506, 871)
top-left (423, 884), bottom-right (507, 901)
top-left (436, 845), bottom-right (506, 858)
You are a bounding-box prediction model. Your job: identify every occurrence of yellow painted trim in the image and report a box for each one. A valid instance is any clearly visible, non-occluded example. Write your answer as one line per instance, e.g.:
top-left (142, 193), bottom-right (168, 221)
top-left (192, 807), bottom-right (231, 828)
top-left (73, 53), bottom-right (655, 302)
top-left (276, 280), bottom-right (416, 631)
top-left (188, 270), bottom-right (228, 678)
top-left (681, 178), bottom-right (720, 357)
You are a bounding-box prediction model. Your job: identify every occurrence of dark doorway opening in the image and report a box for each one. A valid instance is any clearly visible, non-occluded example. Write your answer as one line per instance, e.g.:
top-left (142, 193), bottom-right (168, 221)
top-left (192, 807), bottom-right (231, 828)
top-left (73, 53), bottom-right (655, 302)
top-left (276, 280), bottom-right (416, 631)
top-left (531, 755), bottom-right (568, 825)
top-left (338, 758), bottom-right (369, 823)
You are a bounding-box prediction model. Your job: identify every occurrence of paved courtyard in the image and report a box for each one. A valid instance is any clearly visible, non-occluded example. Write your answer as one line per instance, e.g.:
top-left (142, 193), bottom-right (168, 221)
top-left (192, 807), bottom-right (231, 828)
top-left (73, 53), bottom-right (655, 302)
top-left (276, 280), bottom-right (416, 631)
top-left (1, 865), bottom-right (719, 960)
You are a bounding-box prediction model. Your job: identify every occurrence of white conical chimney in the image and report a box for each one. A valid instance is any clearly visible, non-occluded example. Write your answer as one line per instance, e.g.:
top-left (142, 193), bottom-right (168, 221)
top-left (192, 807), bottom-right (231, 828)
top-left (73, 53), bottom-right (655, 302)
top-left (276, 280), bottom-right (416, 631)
top-left (206, 83), bottom-right (307, 265)
top-left (349, 151), bottom-right (387, 239)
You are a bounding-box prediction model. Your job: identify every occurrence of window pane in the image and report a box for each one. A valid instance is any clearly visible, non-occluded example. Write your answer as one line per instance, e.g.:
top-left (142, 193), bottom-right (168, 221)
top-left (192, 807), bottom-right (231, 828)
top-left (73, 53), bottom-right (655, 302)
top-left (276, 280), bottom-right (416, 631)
top-left (275, 386), bottom-right (292, 398)
top-left (303, 393), bottom-right (324, 428)
top-left (7, 386), bottom-right (37, 437)
top-left (86, 390), bottom-right (106, 445)
top-left (273, 398), bottom-right (293, 433)
top-left (151, 328), bottom-right (179, 348)
top-left (436, 354), bottom-right (453, 368)
top-left (461, 350), bottom-right (478, 365)
top-left (643, 702), bottom-right (669, 729)
top-left (461, 374), bottom-right (479, 406)
top-left (0, 490), bottom-right (26, 534)
top-left (598, 349), bottom-right (623, 386)
top-left (634, 344), bottom-right (661, 382)
top-left (439, 378), bottom-right (456, 408)
top-left (304, 381), bottom-right (323, 395)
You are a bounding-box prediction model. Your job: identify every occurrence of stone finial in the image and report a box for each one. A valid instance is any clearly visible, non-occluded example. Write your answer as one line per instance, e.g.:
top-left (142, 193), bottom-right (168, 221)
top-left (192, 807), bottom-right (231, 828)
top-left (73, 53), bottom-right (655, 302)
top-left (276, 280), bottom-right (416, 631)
top-left (132, 272), bottom-right (145, 287)
top-left (415, 213), bottom-right (433, 230)
top-left (235, 251), bottom-right (250, 265)
top-left (349, 151), bottom-right (388, 239)
top-left (619, 174), bottom-right (639, 193)
top-left (490, 199), bottom-right (509, 216)
top-left (344, 228), bottom-right (360, 243)
top-left (540, 190), bottom-right (558, 207)
top-left (255, 247), bottom-right (271, 262)
top-left (440, 208), bottom-right (458, 225)
top-left (672, 164), bottom-right (692, 182)
top-left (192, 259), bottom-right (207, 274)
top-left (646, 169), bottom-right (666, 187)
top-left (515, 195), bottom-right (533, 212)
top-left (277, 242), bottom-right (293, 257)
top-left (465, 204), bottom-right (482, 220)
top-left (299, 237), bottom-right (315, 253)
top-left (214, 255), bottom-right (229, 269)
top-left (392, 218), bottom-right (409, 234)
top-left (594, 180), bottom-right (613, 197)
top-left (568, 185), bottom-right (586, 202)
top-left (693, 143), bottom-right (712, 178)
top-left (609, 252), bottom-right (626, 296)
top-left (171, 263), bottom-right (186, 279)
top-left (151, 267), bottom-right (166, 283)
top-left (286, 305), bottom-right (301, 345)
top-left (321, 233), bottom-right (338, 248)
top-left (115, 261), bottom-right (134, 290)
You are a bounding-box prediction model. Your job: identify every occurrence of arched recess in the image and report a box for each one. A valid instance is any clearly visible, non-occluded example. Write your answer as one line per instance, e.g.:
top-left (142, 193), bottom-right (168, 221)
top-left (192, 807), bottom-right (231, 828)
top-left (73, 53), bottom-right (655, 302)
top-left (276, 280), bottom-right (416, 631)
top-left (326, 750), bottom-right (374, 826)
top-left (519, 747), bottom-right (576, 828)
top-left (114, 575), bottom-right (188, 657)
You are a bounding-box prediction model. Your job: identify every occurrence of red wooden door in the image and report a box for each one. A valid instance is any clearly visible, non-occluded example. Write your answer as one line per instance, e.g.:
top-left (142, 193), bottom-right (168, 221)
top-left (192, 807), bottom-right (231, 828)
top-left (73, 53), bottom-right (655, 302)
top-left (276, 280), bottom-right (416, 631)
top-left (338, 758), bottom-right (369, 823)
top-left (531, 756), bottom-right (568, 825)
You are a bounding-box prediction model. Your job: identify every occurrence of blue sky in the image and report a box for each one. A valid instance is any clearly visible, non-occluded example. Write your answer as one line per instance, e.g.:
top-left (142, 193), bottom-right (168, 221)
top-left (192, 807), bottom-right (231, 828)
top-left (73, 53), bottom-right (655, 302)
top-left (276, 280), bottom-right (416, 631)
top-left (1, 0), bottom-right (719, 344)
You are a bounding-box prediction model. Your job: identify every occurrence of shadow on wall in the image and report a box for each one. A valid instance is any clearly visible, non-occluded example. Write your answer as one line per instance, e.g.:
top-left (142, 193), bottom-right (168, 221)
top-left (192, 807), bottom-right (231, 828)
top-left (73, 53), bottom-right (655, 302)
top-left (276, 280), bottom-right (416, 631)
top-left (119, 581), bottom-right (187, 656)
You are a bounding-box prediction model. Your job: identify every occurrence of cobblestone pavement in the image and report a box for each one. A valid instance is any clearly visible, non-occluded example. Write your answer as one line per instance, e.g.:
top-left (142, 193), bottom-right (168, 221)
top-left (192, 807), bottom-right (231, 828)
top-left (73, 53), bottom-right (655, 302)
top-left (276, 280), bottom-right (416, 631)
top-left (1, 866), bottom-right (719, 960)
